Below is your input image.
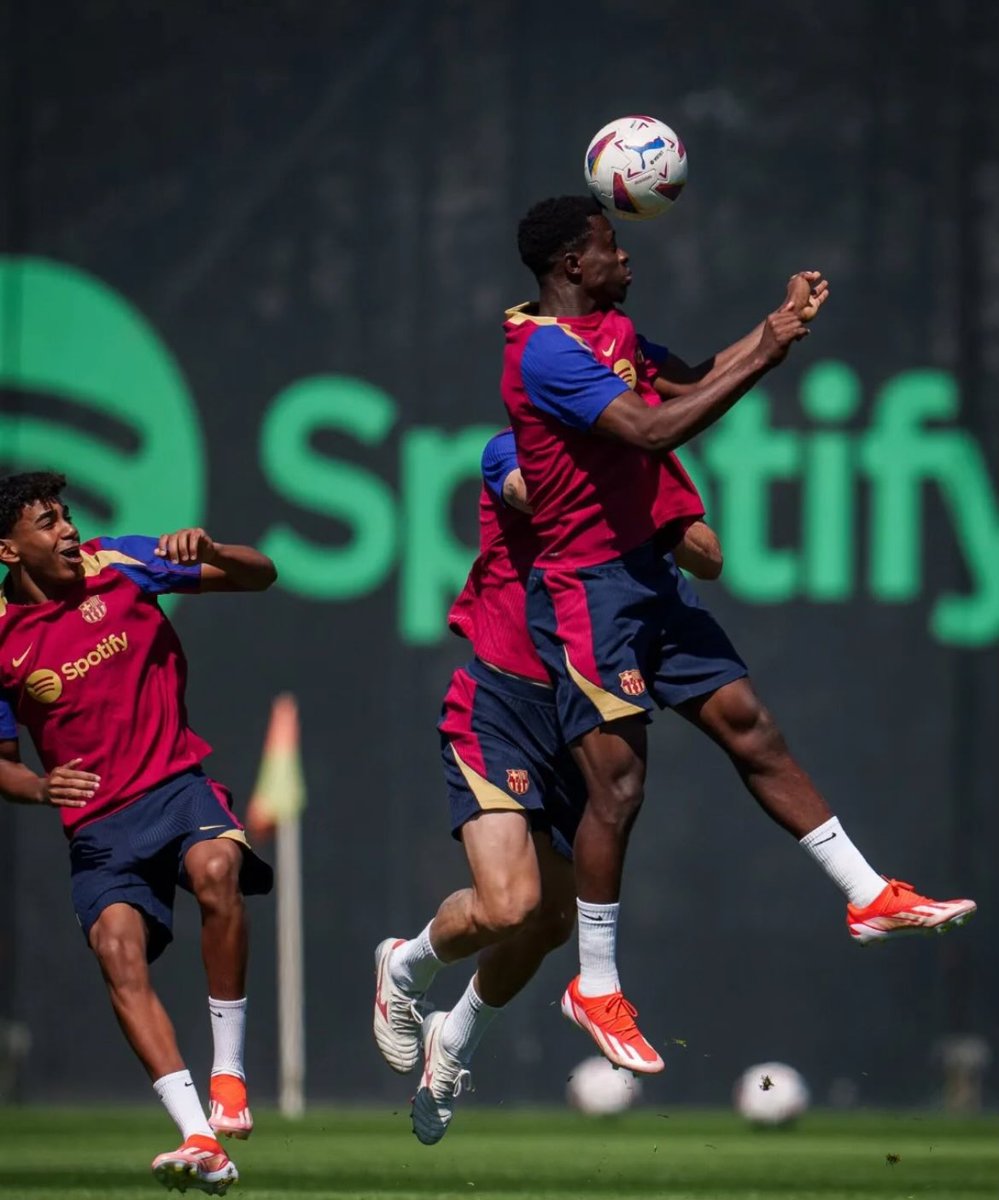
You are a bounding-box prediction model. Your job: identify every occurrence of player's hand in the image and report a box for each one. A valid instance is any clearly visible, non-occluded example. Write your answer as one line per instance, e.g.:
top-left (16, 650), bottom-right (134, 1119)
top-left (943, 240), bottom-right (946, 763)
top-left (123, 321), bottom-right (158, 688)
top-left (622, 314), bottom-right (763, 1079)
top-left (758, 309), bottom-right (809, 365)
top-left (40, 758), bottom-right (99, 808)
top-left (783, 270), bottom-right (829, 323)
top-left (155, 528), bottom-right (219, 565)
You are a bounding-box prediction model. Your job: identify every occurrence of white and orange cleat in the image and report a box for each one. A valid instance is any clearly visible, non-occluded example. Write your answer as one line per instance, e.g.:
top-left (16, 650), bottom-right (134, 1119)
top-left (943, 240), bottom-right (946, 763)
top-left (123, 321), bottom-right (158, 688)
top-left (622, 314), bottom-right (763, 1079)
top-left (411, 1011), bottom-right (474, 1146)
top-left (374, 937), bottom-right (426, 1074)
top-left (848, 879), bottom-right (977, 944)
top-left (208, 1073), bottom-right (253, 1140)
top-left (151, 1133), bottom-right (238, 1195)
top-left (561, 975), bottom-right (664, 1075)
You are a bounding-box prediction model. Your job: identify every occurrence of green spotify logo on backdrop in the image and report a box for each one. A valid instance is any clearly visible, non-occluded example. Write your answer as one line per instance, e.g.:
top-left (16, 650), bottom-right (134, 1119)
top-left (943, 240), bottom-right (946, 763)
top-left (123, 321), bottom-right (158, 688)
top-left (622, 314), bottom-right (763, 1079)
top-left (2, 257), bottom-right (997, 648)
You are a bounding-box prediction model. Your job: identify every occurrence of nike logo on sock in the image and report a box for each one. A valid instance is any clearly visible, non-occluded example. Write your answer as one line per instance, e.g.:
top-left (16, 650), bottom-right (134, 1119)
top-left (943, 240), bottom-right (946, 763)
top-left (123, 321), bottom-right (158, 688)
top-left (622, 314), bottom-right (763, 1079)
top-left (811, 832), bottom-right (838, 846)
top-left (211, 1010), bottom-right (225, 1019)
top-left (184, 1081), bottom-right (194, 1087)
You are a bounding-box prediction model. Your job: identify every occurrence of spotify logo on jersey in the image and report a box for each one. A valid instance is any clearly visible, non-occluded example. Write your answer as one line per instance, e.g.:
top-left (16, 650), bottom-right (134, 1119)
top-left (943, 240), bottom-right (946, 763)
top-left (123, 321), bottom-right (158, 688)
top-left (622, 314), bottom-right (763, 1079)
top-left (24, 669), bottom-right (63, 705)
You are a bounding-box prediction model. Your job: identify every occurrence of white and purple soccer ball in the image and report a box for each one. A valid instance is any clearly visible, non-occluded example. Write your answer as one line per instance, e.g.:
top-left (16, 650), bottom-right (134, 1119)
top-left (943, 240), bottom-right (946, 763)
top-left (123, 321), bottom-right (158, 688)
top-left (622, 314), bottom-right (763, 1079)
top-left (584, 115), bottom-right (688, 221)
top-left (566, 1055), bottom-right (642, 1116)
top-left (733, 1061), bottom-right (810, 1126)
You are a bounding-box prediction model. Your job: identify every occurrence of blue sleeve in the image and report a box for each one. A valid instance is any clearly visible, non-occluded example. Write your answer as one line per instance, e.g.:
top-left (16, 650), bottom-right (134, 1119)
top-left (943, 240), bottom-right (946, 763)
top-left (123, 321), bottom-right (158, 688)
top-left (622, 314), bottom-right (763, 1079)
top-left (0, 692), bottom-right (17, 740)
top-left (481, 430), bottom-right (520, 502)
top-left (520, 326), bottom-right (630, 430)
top-left (637, 335), bottom-right (669, 367)
top-left (99, 535), bottom-right (202, 595)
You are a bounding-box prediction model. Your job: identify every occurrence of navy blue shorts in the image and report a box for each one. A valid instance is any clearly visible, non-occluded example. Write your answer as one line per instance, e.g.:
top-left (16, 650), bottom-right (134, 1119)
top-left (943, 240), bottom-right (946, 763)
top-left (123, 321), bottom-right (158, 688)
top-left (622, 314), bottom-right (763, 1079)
top-left (438, 658), bottom-right (586, 860)
top-left (69, 769), bottom-right (273, 962)
top-left (527, 542), bottom-right (748, 744)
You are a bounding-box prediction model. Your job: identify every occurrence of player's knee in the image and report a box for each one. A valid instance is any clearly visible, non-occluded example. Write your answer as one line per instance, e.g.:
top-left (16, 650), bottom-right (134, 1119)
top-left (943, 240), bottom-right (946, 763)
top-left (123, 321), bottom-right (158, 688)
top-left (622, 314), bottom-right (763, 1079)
top-left (191, 847), bottom-right (242, 907)
top-left (587, 773), bottom-right (645, 829)
top-left (91, 928), bottom-right (146, 983)
top-left (721, 690), bottom-right (787, 767)
top-left (476, 881), bottom-right (541, 938)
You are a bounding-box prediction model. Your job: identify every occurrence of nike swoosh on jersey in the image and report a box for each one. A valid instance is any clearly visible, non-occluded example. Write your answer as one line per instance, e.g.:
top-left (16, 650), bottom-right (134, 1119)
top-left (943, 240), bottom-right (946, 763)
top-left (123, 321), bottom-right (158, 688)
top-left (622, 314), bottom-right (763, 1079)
top-left (199, 824), bottom-right (228, 831)
top-left (12, 645), bottom-right (33, 668)
top-left (600, 339), bottom-right (617, 357)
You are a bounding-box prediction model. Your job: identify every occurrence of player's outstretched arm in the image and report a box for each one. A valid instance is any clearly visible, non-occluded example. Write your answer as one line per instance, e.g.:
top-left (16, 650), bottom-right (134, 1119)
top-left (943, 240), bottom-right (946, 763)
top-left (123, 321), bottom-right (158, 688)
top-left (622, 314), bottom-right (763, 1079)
top-left (155, 528), bottom-right (277, 592)
top-left (655, 271), bottom-right (828, 400)
top-left (0, 741), bottom-right (97, 809)
top-left (673, 519), bottom-right (722, 580)
top-left (597, 308), bottom-right (808, 453)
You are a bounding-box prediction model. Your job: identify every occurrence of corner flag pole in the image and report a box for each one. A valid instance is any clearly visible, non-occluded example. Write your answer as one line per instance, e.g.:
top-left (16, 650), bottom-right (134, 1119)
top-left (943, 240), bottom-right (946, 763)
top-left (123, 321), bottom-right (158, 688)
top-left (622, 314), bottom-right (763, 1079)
top-left (247, 693), bottom-right (307, 1118)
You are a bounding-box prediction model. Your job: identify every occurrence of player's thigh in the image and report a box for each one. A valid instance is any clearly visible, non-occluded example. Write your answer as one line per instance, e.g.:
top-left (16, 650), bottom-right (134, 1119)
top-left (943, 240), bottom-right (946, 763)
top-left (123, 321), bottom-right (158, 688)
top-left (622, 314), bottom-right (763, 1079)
top-left (676, 676), bottom-right (782, 759)
top-left (570, 715), bottom-right (648, 807)
top-left (461, 809), bottom-right (542, 918)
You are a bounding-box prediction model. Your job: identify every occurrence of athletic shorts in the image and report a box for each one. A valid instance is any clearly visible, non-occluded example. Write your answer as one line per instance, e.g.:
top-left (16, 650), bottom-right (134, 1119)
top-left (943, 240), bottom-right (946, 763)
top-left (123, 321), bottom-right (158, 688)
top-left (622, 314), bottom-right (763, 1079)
top-left (69, 769), bottom-right (273, 962)
top-left (527, 542), bottom-right (748, 744)
top-left (438, 658), bottom-right (586, 860)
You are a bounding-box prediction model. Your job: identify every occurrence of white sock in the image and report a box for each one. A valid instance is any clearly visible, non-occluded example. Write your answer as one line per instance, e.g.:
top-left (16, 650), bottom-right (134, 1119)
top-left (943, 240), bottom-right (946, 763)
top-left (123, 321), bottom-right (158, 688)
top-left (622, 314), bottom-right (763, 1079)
top-left (209, 996), bottom-right (247, 1080)
top-left (153, 1069), bottom-right (214, 1140)
top-left (388, 921), bottom-right (444, 996)
top-left (440, 976), bottom-right (500, 1063)
top-left (576, 899), bottom-right (621, 996)
top-left (799, 816), bottom-right (885, 907)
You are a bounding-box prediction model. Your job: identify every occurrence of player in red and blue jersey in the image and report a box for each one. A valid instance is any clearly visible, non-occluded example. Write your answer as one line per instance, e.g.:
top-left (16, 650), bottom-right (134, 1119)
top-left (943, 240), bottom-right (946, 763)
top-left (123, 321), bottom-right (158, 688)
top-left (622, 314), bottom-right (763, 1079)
top-left (501, 195), bottom-right (977, 1072)
top-left (0, 471), bottom-right (276, 1195)
top-left (372, 431), bottom-right (724, 1143)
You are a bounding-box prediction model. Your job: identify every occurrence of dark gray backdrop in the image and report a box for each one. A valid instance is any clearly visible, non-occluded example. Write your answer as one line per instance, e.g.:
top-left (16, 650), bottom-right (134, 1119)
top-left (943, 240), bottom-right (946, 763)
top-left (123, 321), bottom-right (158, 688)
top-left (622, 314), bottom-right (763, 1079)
top-left (1, 0), bottom-right (996, 1107)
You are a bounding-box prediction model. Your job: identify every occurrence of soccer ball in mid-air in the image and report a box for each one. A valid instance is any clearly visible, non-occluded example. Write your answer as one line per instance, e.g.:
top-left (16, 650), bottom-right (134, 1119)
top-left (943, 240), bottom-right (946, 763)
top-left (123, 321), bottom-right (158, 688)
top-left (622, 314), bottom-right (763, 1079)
top-left (733, 1061), bottom-right (810, 1127)
top-left (566, 1055), bottom-right (642, 1116)
top-left (584, 115), bottom-right (687, 221)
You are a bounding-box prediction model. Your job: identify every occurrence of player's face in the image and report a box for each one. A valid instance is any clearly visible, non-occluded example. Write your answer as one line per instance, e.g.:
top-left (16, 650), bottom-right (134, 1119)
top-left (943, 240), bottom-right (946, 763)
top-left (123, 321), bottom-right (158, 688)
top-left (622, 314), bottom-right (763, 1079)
top-left (578, 215), bottom-right (631, 306)
top-left (3, 500), bottom-right (83, 587)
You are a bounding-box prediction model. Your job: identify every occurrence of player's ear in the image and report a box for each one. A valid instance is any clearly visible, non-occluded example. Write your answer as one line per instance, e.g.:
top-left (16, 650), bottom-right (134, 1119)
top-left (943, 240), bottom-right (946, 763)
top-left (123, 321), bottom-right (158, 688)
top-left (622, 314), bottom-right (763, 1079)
top-left (563, 249), bottom-right (584, 283)
top-left (0, 538), bottom-right (19, 567)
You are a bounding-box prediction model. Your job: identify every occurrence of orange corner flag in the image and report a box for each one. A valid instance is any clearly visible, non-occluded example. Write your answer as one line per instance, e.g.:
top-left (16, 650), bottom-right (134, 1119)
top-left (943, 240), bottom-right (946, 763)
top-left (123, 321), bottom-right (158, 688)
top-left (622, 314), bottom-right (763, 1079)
top-left (247, 693), bottom-right (306, 842)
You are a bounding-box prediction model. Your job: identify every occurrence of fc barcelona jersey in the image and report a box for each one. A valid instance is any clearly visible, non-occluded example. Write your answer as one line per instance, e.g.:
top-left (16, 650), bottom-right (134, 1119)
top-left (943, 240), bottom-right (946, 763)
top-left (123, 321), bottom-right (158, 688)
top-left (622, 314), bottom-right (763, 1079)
top-left (0, 536), bottom-right (211, 835)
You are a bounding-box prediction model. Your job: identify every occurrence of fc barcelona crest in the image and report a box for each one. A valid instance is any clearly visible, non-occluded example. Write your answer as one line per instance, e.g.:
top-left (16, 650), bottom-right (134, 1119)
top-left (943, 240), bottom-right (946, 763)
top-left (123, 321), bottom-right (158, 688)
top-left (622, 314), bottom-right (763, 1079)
top-left (78, 596), bottom-right (107, 624)
top-left (506, 768), bottom-right (530, 796)
top-left (619, 668), bottom-right (646, 696)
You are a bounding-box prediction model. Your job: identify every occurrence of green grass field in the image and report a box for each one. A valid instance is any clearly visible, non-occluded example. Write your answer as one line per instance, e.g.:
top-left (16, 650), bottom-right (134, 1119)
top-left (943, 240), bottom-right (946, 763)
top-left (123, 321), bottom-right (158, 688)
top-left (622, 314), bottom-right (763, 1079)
top-left (1, 1107), bottom-right (996, 1200)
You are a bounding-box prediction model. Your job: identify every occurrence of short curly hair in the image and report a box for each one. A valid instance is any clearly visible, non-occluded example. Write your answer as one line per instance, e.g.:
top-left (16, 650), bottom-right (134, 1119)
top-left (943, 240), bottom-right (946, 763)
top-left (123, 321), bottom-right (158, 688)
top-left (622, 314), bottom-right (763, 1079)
top-left (0, 471), bottom-right (68, 537)
top-left (517, 195), bottom-right (605, 281)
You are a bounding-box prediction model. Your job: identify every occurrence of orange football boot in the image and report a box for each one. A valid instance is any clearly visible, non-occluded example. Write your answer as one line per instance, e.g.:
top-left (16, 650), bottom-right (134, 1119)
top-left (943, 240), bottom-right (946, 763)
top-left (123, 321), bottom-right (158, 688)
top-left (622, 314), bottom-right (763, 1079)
top-left (151, 1133), bottom-right (238, 1195)
top-left (561, 975), bottom-right (664, 1074)
top-left (208, 1073), bottom-right (253, 1140)
top-left (848, 879), bottom-right (977, 944)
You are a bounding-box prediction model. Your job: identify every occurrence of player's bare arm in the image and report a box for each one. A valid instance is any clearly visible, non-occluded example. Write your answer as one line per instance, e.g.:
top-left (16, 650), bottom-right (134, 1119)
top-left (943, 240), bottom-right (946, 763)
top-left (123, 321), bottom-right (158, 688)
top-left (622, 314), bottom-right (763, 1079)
top-left (0, 739), bottom-right (98, 809)
top-left (597, 308), bottom-right (808, 453)
top-left (654, 271), bottom-right (828, 400)
top-left (501, 468), bottom-right (532, 514)
top-left (155, 528), bottom-right (277, 592)
top-left (673, 519), bottom-right (723, 580)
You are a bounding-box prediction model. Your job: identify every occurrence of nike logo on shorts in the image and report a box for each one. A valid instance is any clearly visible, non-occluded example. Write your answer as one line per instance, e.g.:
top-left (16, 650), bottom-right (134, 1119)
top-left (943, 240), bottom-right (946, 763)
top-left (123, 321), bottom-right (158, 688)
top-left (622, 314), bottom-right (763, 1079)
top-left (199, 824), bottom-right (227, 831)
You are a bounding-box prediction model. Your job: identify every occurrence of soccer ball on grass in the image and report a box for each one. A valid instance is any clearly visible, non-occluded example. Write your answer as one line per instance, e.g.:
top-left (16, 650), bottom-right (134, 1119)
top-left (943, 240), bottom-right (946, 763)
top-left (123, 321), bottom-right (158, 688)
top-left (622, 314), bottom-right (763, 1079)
top-left (733, 1061), bottom-right (810, 1127)
top-left (566, 1055), bottom-right (642, 1116)
top-left (584, 115), bottom-right (688, 221)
